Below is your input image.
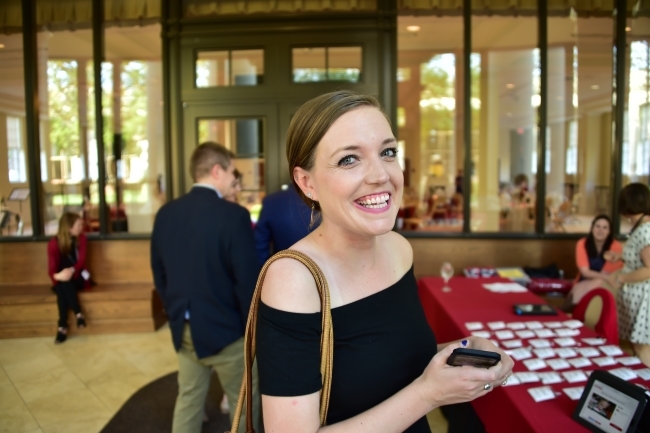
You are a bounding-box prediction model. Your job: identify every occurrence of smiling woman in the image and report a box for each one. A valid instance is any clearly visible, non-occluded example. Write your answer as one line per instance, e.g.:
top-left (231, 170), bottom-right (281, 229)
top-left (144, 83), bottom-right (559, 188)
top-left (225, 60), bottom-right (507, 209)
top-left (253, 90), bottom-right (514, 433)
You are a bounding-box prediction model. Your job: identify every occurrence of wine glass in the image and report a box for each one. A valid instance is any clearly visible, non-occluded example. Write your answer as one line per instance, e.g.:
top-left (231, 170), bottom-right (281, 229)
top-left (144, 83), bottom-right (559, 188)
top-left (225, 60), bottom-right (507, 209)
top-left (441, 262), bottom-right (454, 292)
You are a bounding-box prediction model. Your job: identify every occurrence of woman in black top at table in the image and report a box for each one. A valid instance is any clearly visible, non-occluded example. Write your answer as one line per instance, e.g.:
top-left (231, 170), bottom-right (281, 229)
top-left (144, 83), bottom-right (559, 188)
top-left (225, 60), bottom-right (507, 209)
top-left (256, 91), bottom-right (513, 433)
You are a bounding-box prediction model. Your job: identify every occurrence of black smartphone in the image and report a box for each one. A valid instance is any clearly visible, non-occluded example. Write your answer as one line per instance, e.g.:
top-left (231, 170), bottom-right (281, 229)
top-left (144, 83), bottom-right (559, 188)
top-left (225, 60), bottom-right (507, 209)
top-left (446, 348), bottom-right (501, 368)
top-left (513, 303), bottom-right (558, 316)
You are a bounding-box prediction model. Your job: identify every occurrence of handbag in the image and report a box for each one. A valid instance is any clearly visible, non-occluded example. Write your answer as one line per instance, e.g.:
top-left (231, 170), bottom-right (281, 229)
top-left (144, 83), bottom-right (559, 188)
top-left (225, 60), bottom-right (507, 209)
top-left (227, 249), bottom-right (334, 433)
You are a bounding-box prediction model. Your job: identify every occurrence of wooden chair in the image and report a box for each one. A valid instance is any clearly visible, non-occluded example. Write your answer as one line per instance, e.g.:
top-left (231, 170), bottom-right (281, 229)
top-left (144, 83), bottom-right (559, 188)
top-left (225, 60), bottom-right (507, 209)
top-left (572, 288), bottom-right (619, 345)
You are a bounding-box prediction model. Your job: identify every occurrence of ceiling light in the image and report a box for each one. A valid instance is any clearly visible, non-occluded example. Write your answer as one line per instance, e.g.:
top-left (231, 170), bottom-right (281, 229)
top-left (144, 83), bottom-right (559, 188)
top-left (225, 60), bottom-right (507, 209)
top-left (506, 112), bottom-right (513, 117)
top-left (406, 25), bottom-right (421, 32)
top-left (625, 26), bottom-right (631, 32)
top-left (0, 44), bottom-right (5, 49)
top-left (506, 83), bottom-right (515, 89)
top-left (591, 84), bottom-right (600, 90)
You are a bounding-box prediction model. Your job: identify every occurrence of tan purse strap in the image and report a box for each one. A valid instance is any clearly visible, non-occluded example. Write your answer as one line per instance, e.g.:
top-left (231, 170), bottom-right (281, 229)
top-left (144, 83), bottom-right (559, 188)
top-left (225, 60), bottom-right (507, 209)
top-left (227, 249), bottom-right (334, 433)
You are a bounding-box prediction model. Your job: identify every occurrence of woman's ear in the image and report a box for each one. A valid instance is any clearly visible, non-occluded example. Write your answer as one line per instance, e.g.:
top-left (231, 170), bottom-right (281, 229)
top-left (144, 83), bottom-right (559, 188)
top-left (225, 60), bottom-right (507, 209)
top-left (293, 167), bottom-right (316, 201)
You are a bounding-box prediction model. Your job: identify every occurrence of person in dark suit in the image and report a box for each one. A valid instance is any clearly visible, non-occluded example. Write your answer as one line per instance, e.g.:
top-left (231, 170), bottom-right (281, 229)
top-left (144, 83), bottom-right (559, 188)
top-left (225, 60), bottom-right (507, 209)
top-left (150, 142), bottom-right (261, 433)
top-left (254, 184), bottom-right (315, 264)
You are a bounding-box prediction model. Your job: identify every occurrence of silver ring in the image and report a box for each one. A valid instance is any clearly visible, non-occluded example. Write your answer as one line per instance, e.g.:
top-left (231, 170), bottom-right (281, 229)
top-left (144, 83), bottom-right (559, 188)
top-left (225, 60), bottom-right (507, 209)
top-left (484, 383), bottom-right (492, 391)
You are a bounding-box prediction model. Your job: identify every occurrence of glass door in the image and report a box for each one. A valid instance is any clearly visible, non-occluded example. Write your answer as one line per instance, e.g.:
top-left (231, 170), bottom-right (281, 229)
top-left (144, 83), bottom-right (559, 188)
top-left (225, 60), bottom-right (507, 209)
top-left (183, 103), bottom-right (280, 222)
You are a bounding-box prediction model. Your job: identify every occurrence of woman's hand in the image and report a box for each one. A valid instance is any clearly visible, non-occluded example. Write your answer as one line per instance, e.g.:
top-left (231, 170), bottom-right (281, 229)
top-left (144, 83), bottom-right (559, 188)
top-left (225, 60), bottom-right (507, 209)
top-left (604, 251), bottom-right (622, 262)
top-left (605, 273), bottom-right (622, 290)
top-left (418, 339), bottom-right (514, 408)
top-left (54, 267), bottom-right (74, 282)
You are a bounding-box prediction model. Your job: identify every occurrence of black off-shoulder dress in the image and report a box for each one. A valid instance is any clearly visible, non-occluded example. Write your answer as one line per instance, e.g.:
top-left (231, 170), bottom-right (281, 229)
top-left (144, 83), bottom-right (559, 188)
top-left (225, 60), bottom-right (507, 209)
top-left (256, 266), bottom-right (437, 432)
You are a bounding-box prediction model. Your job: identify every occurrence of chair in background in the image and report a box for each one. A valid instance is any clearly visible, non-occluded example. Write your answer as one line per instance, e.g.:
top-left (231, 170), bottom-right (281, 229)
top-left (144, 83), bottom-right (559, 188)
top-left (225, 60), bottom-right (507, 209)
top-left (572, 288), bottom-right (619, 345)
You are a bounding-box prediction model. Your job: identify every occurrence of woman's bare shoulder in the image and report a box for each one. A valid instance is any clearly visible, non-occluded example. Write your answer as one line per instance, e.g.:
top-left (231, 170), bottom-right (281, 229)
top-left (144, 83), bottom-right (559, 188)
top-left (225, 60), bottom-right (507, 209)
top-left (260, 255), bottom-right (321, 314)
top-left (382, 231), bottom-right (414, 271)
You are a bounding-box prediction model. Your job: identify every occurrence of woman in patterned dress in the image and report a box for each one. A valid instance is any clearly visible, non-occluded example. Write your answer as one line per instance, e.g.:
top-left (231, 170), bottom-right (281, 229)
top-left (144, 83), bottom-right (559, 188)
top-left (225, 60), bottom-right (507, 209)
top-left (608, 183), bottom-right (650, 366)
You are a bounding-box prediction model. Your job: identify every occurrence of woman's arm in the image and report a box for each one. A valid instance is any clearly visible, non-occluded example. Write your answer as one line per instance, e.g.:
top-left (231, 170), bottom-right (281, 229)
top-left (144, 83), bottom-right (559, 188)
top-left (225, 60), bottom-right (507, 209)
top-left (73, 233), bottom-right (87, 275)
top-left (616, 246), bottom-right (650, 285)
top-left (578, 266), bottom-right (611, 280)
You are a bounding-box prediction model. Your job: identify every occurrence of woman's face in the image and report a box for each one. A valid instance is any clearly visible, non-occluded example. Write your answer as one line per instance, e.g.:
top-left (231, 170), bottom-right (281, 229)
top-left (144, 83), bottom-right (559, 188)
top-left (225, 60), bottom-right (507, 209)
top-left (592, 218), bottom-right (610, 242)
top-left (299, 106), bottom-right (403, 238)
top-left (69, 219), bottom-right (84, 236)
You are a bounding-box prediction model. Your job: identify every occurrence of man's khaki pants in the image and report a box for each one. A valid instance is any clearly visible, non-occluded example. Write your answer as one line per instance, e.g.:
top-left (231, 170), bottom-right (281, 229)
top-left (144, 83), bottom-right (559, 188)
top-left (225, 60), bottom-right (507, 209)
top-left (172, 324), bottom-right (261, 433)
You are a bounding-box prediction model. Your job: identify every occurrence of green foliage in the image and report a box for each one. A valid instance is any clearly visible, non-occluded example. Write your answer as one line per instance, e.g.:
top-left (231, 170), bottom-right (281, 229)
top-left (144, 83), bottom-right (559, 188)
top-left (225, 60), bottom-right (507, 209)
top-left (47, 60), bottom-right (80, 156)
top-left (121, 61), bottom-right (148, 155)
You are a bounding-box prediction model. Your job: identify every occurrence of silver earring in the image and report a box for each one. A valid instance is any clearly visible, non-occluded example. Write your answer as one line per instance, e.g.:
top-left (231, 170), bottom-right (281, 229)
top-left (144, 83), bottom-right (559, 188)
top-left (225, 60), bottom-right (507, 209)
top-left (307, 193), bottom-right (312, 198)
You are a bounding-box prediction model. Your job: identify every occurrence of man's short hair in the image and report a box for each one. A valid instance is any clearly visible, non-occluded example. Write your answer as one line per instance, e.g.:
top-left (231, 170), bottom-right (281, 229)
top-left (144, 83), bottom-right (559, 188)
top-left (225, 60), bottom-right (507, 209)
top-left (190, 142), bottom-right (234, 182)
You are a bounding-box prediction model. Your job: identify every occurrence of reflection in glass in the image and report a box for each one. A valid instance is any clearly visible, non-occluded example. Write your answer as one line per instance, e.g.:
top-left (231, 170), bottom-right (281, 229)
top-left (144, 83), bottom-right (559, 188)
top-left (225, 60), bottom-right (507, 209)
top-left (545, 16), bottom-right (613, 233)
top-left (292, 46), bottom-right (362, 83)
top-left (621, 16), bottom-right (650, 233)
top-left (397, 16), bottom-right (463, 233)
top-left (0, 9), bottom-right (32, 236)
top-left (196, 49), bottom-right (264, 87)
top-left (471, 15), bottom-right (539, 233)
top-left (198, 118), bottom-right (265, 221)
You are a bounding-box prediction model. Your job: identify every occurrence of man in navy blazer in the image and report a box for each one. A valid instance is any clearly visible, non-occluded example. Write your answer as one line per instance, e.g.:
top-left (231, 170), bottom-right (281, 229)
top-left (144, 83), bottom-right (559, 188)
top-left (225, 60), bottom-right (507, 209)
top-left (151, 142), bottom-right (261, 433)
top-left (254, 184), bottom-right (315, 264)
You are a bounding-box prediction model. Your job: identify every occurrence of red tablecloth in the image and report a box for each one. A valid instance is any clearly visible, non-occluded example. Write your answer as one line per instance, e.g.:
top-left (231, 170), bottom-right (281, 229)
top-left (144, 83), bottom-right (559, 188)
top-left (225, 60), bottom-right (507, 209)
top-left (417, 277), bottom-right (641, 433)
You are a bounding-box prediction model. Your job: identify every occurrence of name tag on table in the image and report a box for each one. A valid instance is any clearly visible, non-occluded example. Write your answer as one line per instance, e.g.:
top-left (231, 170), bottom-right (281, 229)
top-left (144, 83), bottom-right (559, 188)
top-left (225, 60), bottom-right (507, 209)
top-left (555, 328), bottom-right (580, 337)
top-left (576, 347), bottom-right (601, 358)
top-left (538, 372), bottom-right (563, 384)
top-left (507, 322), bottom-right (526, 330)
top-left (465, 322), bottom-right (484, 331)
top-left (503, 374), bottom-right (522, 386)
top-left (535, 329), bottom-right (556, 338)
top-left (547, 358), bottom-right (571, 370)
top-left (543, 321), bottom-right (563, 329)
top-left (563, 386), bottom-right (585, 400)
top-left (516, 330), bottom-right (536, 339)
top-left (617, 356), bottom-right (642, 366)
top-left (523, 358), bottom-right (547, 371)
top-left (635, 368), bottom-right (650, 380)
top-left (554, 337), bottom-right (578, 347)
top-left (495, 330), bottom-right (515, 340)
top-left (515, 372), bottom-right (540, 383)
top-left (502, 339), bottom-right (523, 349)
top-left (599, 345), bottom-right (624, 357)
top-left (562, 370), bottom-right (589, 383)
top-left (562, 320), bottom-right (584, 329)
top-left (592, 356), bottom-right (617, 367)
top-left (609, 367), bottom-right (638, 381)
top-left (471, 331), bottom-right (491, 338)
top-left (528, 386), bottom-right (556, 402)
top-left (529, 339), bottom-right (552, 348)
top-left (582, 338), bottom-right (606, 346)
top-left (534, 348), bottom-right (556, 359)
top-left (487, 321), bottom-right (506, 330)
top-left (525, 321), bottom-right (544, 330)
top-left (506, 347), bottom-right (533, 361)
top-left (555, 348), bottom-right (578, 358)
top-left (568, 357), bottom-right (593, 369)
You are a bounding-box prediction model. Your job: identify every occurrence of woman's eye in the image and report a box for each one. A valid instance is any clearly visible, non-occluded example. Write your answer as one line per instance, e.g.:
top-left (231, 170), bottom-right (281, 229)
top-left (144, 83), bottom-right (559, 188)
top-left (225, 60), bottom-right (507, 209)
top-left (382, 147), bottom-right (398, 158)
top-left (338, 155), bottom-right (358, 166)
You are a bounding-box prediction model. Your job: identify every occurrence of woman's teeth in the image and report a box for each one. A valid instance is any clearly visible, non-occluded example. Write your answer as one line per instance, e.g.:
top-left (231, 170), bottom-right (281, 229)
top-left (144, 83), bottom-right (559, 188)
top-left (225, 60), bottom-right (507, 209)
top-left (356, 194), bottom-right (390, 209)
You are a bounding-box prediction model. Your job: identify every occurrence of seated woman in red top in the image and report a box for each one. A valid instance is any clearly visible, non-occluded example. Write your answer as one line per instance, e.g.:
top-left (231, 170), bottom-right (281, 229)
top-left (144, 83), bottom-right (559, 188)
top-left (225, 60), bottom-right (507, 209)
top-left (566, 214), bottom-right (623, 307)
top-left (47, 212), bottom-right (89, 344)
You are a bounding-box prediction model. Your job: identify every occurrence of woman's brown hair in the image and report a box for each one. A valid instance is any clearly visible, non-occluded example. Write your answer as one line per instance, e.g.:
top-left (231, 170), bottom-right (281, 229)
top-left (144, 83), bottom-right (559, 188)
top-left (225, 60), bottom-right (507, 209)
top-left (286, 90), bottom-right (387, 211)
top-left (618, 183), bottom-right (650, 216)
top-left (56, 212), bottom-right (81, 256)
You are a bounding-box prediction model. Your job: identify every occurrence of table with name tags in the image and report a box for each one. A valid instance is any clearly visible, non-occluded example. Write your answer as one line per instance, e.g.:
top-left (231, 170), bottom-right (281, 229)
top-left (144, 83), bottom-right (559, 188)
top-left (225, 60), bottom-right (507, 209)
top-left (417, 277), bottom-right (650, 433)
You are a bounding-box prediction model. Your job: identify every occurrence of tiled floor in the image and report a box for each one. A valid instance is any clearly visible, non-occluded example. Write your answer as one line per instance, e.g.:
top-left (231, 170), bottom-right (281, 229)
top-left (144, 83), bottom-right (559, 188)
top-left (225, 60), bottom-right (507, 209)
top-left (0, 327), bottom-right (448, 433)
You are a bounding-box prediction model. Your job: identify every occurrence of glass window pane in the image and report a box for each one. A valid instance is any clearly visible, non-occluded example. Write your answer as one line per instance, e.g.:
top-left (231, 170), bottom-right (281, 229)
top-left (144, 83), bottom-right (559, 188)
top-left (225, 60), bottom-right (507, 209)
top-left (327, 46), bottom-right (362, 82)
top-left (231, 49), bottom-right (264, 85)
top-left (197, 118), bottom-right (265, 221)
top-left (293, 47), bottom-right (326, 82)
top-left (0, 15), bottom-right (31, 237)
top-left (620, 16), bottom-right (650, 234)
top-left (397, 16), bottom-right (464, 233)
top-left (197, 50), bottom-right (229, 87)
top-left (545, 16), bottom-right (613, 233)
top-left (471, 13), bottom-right (539, 233)
top-left (102, 24), bottom-right (165, 234)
